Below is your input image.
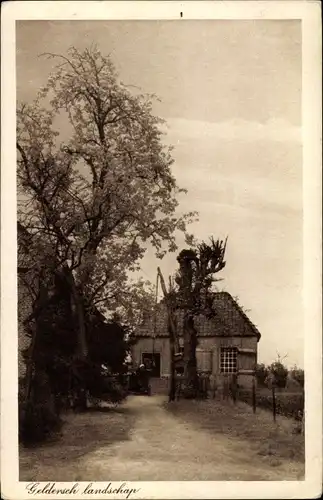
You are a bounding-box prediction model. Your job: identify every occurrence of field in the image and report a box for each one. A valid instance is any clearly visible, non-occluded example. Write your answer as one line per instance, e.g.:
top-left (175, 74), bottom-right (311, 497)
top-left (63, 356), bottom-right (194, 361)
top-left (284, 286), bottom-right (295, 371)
top-left (237, 386), bottom-right (304, 420)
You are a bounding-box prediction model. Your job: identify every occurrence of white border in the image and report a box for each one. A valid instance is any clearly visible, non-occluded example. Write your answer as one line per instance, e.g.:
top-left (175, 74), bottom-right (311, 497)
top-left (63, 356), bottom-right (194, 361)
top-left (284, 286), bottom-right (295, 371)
top-left (1, 2), bottom-right (322, 499)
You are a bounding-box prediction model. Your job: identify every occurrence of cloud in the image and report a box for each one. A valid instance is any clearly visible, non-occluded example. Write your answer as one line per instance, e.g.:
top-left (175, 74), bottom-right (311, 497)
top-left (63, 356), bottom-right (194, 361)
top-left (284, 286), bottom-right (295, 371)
top-left (159, 115), bottom-right (302, 218)
top-left (163, 117), bottom-right (301, 144)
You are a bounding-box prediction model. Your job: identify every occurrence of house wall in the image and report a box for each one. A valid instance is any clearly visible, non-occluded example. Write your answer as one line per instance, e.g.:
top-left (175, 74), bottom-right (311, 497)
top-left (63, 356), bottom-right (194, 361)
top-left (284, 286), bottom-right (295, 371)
top-left (215, 336), bottom-right (258, 389)
top-left (131, 337), bottom-right (171, 376)
top-left (132, 335), bottom-right (258, 388)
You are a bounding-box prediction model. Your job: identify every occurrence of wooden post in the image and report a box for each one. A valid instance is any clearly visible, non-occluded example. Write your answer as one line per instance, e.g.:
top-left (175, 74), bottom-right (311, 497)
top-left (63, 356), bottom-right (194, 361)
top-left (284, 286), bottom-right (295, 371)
top-left (231, 373), bottom-right (238, 404)
top-left (252, 375), bottom-right (256, 413)
top-left (272, 385), bottom-right (276, 422)
top-left (168, 275), bottom-right (176, 402)
top-left (177, 377), bottom-right (182, 400)
top-left (222, 377), bottom-right (229, 400)
top-left (169, 330), bottom-right (176, 402)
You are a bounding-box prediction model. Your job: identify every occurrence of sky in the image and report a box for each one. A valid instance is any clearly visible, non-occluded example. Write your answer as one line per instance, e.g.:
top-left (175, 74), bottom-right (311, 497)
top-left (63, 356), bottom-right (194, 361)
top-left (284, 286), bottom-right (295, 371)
top-left (16, 20), bottom-right (303, 368)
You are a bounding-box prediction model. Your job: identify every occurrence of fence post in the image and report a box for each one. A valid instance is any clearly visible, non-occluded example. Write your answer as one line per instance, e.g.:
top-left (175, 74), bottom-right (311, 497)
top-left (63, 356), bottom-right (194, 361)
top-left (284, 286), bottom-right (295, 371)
top-left (231, 374), bottom-right (237, 404)
top-left (252, 375), bottom-right (256, 413)
top-left (272, 385), bottom-right (276, 422)
top-left (169, 342), bottom-right (176, 402)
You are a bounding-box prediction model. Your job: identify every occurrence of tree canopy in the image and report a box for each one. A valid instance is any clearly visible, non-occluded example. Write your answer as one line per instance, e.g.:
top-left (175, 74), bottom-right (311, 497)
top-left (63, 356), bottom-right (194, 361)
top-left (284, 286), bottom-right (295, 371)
top-left (17, 46), bottom-right (197, 347)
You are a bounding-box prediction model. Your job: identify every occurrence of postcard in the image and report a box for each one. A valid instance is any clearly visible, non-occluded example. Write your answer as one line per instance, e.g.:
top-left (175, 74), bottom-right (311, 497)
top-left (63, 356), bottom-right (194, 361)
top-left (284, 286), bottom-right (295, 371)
top-left (1, 1), bottom-right (322, 499)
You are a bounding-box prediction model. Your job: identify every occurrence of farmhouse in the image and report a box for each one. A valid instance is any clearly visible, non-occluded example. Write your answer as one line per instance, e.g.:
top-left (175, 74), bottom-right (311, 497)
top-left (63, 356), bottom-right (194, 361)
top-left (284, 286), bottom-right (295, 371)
top-left (131, 291), bottom-right (261, 390)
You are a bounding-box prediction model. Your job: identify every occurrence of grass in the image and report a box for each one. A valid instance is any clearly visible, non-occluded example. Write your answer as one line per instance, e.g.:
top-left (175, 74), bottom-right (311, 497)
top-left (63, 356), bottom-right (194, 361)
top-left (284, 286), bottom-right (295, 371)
top-left (165, 397), bottom-right (305, 468)
top-left (238, 387), bottom-right (304, 420)
top-left (19, 405), bottom-right (136, 481)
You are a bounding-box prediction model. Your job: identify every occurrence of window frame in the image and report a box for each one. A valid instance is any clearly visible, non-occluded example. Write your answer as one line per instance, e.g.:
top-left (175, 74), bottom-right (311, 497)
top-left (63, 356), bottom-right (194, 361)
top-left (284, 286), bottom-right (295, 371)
top-left (220, 346), bottom-right (238, 374)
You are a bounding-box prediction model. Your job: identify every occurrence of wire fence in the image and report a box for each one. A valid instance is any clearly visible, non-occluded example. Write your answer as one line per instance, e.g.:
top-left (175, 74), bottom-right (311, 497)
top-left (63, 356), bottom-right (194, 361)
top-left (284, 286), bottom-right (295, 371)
top-left (172, 373), bottom-right (304, 424)
top-left (236, 386), bottom-right (304, 421)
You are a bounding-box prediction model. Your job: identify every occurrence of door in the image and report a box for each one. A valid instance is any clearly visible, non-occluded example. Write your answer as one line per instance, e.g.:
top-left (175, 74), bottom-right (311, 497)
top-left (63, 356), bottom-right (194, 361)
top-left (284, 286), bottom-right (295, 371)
top-left (142, 352), bottom-right (161, 377)
top-left (196, 349), bottom-right (212, 373)
top-left (237, 348), bottom-right (257, 388)
top-left (237, 348), bottom-right (257, 374)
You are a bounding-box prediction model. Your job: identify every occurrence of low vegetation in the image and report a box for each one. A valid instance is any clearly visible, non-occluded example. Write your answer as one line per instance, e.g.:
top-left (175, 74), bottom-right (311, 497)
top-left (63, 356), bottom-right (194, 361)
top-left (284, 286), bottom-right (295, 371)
top-left (238, 387), bottom-right (304, 421)
top-left (166, 397), bottom-right (304, 471)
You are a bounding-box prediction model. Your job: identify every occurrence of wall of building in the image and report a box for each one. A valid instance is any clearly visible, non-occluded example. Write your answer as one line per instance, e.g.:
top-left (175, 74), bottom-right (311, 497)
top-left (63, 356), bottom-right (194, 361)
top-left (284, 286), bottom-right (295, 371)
top-left (132, 335), bottom-right (258, 388)
top-left (131, 337), bottom-right (171, 376)
top-left (207, 336), bottom-right (257, 389)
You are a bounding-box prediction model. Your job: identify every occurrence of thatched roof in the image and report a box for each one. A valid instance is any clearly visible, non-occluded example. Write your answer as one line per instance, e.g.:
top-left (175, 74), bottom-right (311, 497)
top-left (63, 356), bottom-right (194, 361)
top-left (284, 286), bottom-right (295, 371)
top-left (135, 291), bottom-right (261, 341)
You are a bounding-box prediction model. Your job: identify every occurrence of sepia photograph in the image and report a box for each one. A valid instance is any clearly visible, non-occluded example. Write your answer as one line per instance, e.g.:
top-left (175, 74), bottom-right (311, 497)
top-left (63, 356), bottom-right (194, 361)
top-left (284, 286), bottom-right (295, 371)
top-left (1, 2), bottom-right (322, 499)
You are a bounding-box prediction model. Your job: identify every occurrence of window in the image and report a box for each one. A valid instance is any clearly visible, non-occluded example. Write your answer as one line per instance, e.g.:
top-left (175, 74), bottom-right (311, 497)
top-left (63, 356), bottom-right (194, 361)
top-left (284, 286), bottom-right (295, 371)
top-left (220, 347), bottom-right (238, 373)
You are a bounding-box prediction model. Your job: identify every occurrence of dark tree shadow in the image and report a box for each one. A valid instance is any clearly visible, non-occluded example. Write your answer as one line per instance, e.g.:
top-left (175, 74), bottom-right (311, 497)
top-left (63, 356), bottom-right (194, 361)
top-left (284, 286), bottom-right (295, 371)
top-left (19, 405), bottom-right (136, 481)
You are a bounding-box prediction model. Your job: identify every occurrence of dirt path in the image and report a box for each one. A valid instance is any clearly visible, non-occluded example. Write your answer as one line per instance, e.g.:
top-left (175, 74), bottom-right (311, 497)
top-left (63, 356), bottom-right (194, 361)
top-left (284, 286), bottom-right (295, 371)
top-left (20, 396), bottom-right (304, 481)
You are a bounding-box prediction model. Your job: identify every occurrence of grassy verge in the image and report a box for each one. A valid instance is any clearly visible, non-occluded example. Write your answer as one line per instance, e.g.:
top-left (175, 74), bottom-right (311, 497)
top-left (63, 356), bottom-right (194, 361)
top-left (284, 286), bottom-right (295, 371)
top-left (19, 406), bottom-right (135, 481)
top-left (238, 388), bottom-right (304, 420)
top-left (165, 398), bottom-right (304, 468)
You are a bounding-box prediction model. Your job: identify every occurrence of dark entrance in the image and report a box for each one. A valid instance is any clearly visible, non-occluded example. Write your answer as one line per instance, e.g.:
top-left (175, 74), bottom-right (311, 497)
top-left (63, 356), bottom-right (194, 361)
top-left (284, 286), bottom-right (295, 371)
top-left (142, 352), bottom-right (161, 377)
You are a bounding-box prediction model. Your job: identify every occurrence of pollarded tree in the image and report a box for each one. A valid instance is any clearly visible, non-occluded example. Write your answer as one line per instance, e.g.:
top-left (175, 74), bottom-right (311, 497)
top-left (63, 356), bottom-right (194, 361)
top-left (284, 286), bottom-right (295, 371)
top-left (17, 46), bottom-right (196, 374)
top-left (175, 237), bottom-right (227, 398)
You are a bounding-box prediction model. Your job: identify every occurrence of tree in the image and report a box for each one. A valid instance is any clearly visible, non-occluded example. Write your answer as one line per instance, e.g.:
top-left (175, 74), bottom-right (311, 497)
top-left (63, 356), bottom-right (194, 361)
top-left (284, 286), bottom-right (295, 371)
top-left (290, 365), bottom-right (304, 388)
top-left (255, 363), bottom-right (269, 387)
top-left (17, 46), bottom-right (197, 396)
top-left (269, 354), bottom-right (289, 389)
top-left (18, 221), bottom-right (64, 405)
top-left (175, 237), bottom-right (227, 398)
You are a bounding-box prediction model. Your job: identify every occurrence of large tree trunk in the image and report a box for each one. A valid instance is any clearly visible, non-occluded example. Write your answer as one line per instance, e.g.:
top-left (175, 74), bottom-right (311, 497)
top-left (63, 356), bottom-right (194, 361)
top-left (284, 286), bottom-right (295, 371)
top-left (22, 298), bottom-right (37, 405)
top-left (64, 266), bottom-right (88, 358)
top-left (23, 281), bottom-right (49, 404)
top-left (24, 324), bottom-right (37, 404)
top-left (63, 266), bottom-right (88, 410)
top-left (182, 313), bottom-right (198, 398)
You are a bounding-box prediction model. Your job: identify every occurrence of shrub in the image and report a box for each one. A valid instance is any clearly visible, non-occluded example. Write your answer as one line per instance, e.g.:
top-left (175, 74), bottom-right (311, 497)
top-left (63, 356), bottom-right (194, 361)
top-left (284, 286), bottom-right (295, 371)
top-left (290, 366), bottom-right (304, 388)
top-left (73, 359), bottom-right (127, 406)
top-left (255, 363), bottom-right (269, 387)
top-left (269, 361), bottom-right (288, 389)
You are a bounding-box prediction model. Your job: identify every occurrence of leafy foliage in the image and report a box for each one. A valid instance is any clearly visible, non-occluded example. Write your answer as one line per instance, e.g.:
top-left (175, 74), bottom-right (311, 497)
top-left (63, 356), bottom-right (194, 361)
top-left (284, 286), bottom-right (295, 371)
top-left (17, 45), bottom-right (196, 355)
top-left (290, 365), bottom-right (304, 388)
top-left (255, 363), bottom-right (269, 387)
top-left (17, 46), bottom-right (196, 280)
top-left (268, 361), bottom-right (289, 389)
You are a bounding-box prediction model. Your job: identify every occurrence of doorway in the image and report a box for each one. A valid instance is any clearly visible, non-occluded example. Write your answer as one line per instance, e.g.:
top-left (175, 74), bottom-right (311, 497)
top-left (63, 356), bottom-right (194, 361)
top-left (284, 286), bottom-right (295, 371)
top-left (142, 352), bottom-right (161, 377)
